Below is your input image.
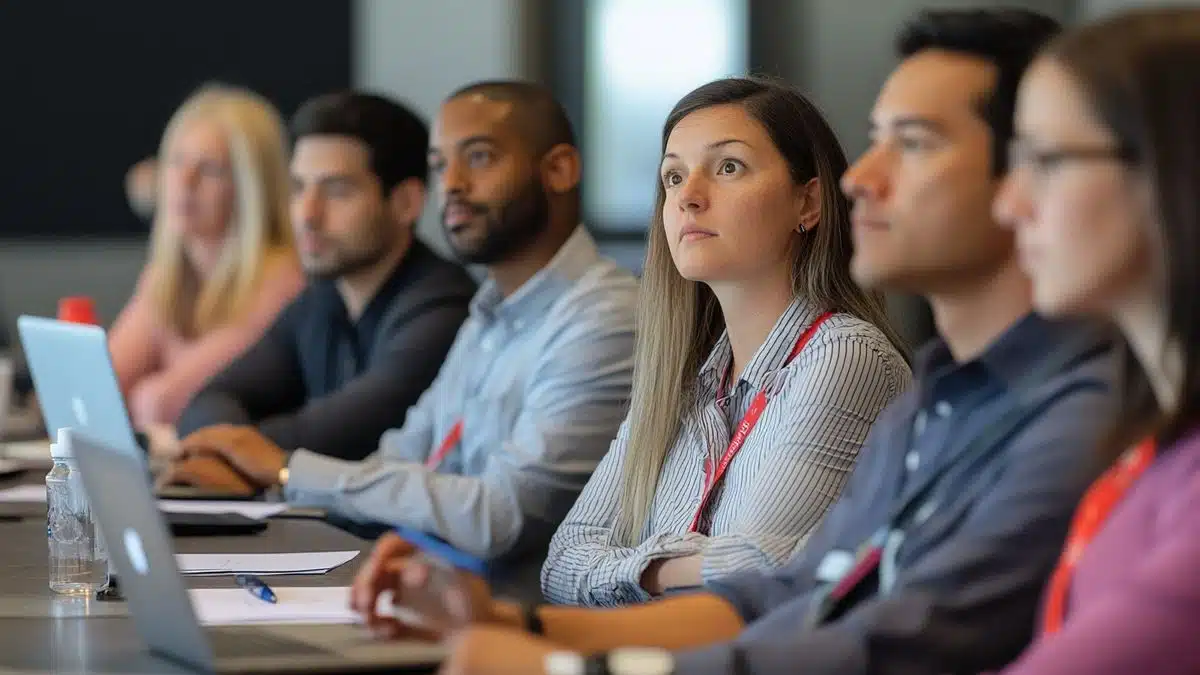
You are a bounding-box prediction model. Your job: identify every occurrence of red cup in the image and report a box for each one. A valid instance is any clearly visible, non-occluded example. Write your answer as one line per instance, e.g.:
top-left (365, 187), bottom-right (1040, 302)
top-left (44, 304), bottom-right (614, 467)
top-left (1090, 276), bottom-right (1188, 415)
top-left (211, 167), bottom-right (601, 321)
top-left (58, 296), bottom-right (99, 325)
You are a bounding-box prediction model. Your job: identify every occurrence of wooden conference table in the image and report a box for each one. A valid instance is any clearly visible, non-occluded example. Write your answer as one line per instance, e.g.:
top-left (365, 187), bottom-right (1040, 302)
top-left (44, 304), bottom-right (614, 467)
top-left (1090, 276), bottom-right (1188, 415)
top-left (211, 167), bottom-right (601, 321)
top-left (0, 459), bottom-right (407, 675)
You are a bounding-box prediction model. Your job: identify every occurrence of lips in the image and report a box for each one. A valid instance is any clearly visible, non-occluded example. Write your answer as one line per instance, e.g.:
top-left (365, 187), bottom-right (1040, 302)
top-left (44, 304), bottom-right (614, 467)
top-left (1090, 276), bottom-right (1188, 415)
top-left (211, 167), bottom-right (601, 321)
top-left (443, 202), bottom-right (483, 230)
top-left (679, 225), bottom-right (717, 242)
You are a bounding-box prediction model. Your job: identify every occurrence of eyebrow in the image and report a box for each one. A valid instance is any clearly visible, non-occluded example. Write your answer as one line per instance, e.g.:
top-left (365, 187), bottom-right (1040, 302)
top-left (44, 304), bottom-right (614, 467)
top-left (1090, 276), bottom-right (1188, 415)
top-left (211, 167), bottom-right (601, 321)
top-left (662, 138), bottom-right (752, 160)
top-left (292, 172), bottom-right (359, 186)
top-left (429, 135), bottom-right (500, 156)
top-left (869, 116), bottom-right (948, 135)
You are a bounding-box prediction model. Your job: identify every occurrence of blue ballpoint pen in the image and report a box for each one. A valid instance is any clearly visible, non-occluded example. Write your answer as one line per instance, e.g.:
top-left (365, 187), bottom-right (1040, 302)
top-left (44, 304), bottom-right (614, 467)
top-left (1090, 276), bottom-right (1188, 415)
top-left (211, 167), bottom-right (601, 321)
top-left (235, 574), bottom-right (278, 604)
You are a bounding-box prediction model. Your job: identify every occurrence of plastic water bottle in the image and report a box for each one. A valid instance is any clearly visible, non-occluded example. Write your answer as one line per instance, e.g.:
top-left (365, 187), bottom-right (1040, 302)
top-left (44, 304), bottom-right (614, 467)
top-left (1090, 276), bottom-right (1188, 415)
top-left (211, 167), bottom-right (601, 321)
top-left (46, 429), bottom-right (106, 595)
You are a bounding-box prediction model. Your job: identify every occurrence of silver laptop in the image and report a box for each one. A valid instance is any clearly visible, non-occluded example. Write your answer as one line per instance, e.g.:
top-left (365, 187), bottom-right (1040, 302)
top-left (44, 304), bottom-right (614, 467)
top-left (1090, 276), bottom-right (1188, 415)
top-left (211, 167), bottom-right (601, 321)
top-left (16, 315), bottom-right (140, 454)
top-left (16, 315), bottom-right (242, 498)
top-left (70, 429), bottom-right (446, 673)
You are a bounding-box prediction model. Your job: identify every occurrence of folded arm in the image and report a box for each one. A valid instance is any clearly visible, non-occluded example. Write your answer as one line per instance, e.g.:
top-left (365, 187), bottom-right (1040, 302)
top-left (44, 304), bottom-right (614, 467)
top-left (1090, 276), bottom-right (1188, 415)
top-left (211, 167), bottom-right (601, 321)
top-left (541, 334), bottom-right (906, 606)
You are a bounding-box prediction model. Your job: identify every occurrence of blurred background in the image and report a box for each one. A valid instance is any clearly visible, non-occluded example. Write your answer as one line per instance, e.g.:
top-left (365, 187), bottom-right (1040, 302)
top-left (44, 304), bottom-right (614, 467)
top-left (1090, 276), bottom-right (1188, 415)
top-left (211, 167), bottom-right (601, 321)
top-left (0, 0), bottom-right (1190, 350)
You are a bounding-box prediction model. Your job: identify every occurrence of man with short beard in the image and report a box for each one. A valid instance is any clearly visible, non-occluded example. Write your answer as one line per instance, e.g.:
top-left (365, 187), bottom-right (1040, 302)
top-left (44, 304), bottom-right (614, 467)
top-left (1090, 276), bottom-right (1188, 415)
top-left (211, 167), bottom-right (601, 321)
top-left (166, 82), bottom-right (639, 582)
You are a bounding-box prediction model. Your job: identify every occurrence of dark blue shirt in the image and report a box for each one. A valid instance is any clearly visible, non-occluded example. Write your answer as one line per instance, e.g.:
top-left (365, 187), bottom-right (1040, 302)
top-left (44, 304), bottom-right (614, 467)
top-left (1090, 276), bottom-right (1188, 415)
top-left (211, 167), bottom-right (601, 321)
top-left (674, 315), bottom-right (1116, 675)
top-left (177, 241), bottom-right (476, 461)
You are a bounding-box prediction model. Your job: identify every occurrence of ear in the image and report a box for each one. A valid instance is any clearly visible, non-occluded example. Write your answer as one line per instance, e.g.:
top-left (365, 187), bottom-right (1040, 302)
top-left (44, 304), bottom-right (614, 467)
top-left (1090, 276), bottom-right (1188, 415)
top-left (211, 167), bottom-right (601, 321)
top-left (794, 177), bottom-right (822, 233)
top-left (385, 177), bottom-right (426, 230)
top-left (539, 143), bottom-right (582, 195)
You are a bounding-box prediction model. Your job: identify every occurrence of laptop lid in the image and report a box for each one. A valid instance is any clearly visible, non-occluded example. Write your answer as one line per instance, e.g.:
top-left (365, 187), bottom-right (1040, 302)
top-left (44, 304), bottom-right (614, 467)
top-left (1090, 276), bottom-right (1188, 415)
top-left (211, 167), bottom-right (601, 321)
top-left (16, 316), bottom-right (139, 454)
top-left (69, 429), bottom-right (218, 672)
top-left (71, 431), bottom-right (446, 673)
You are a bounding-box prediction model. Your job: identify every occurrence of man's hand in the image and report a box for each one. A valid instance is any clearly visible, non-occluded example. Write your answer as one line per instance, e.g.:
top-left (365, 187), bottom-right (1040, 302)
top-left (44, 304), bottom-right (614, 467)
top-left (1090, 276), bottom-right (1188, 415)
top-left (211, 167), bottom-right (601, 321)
top-left (180, 425), bottom-right (287, 488)
top-left (141, 422), bottom-right (182, 459)
top-left (351, 533), bottom-right (419, 636)
top-left (439, 626), bottom-right (559, 675)
top-left (154, 455), bottom-right (256, 497)
top-left (349, 533), bottom-right (500, 641)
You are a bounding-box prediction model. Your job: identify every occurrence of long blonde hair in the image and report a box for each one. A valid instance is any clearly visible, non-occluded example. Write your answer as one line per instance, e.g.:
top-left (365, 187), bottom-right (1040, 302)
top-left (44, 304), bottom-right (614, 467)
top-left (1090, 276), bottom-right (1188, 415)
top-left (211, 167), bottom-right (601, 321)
top-left (149, 84), bottom-right (293, 337)
top-left (611, 78), bottom-right (909, 545)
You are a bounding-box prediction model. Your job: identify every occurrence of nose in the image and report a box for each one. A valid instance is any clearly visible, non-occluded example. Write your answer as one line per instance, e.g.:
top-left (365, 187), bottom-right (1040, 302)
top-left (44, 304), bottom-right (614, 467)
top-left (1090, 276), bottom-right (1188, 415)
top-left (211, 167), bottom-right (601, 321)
top-left (841, 147), bottom-right (889, 203)
top-left (170, 162), bottom-right (201, 193)
top-left (293, 185), bottom-right (323, 228)
top-left (993, 167), bottom-right (1033, 230)
top-left (439, 157), bottom-right (469, 201)
top-left (675, 173), bottom-right (709, 213)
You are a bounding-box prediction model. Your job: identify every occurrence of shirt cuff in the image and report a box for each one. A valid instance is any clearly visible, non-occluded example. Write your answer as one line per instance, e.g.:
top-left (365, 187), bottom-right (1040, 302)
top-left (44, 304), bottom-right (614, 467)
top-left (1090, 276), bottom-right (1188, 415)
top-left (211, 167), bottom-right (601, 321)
top-left (607, 534), bottom-right (707, 604)
top-left (283, 449), bottom-right (357, 509)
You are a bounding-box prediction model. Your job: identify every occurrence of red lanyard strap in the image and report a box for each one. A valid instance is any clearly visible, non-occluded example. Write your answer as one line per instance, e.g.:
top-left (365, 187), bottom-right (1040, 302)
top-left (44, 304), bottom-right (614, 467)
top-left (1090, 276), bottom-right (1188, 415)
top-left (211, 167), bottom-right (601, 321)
top-left (1041, 437), bottom-right (1155, 635)
top-left (688, 311), bottom-right (834, 533)
top-left (425, 420), bottom-right (464, 470)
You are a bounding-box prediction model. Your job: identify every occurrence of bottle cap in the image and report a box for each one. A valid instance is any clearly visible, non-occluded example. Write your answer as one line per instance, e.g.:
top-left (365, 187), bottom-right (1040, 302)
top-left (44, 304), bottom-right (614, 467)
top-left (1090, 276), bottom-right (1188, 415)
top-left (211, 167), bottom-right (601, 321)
top-left (49, 428), bottom-right (73, 460)
top-left (58, 296), bottom-right (99, 325)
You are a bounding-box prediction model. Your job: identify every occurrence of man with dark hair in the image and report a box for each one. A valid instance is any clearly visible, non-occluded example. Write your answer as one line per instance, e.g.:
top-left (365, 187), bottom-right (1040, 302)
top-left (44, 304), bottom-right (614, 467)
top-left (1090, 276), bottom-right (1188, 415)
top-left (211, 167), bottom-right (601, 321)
top-left (349, 10), bottom-right (1119, 675)
top-left (171, 91), bottom-right (476, 465)
top-left (165, 81), bottom-right (637, 585)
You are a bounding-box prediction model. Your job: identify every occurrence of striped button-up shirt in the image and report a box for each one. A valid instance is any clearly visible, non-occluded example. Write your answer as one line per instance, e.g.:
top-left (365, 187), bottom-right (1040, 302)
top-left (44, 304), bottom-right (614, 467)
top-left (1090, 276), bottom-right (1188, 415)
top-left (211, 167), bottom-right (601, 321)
top-left (541, 298), bottom-right (911, 606)
top-left (283, 226), bottom-right (638, 563)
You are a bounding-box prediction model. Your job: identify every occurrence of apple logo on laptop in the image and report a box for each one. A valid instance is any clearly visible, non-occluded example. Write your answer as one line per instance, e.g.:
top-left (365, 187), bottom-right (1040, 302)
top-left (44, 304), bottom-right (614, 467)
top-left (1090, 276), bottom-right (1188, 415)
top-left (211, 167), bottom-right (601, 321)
top-left (123, 528), bottom-right (150, 576)
top-left (71, 396), bottom-right (89, 427)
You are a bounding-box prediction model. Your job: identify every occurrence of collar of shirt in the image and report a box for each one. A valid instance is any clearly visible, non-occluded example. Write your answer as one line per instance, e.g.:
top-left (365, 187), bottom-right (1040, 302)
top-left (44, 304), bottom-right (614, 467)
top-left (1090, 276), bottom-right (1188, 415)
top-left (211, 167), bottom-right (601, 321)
top-left (311, 238), bottom-right (431, 335)
top-left (468, 224), bottom-right (601, 326)
top-left (914, 313), bottom-right (1112, 404)
top-left (697, 297), bottom-right (824, 398)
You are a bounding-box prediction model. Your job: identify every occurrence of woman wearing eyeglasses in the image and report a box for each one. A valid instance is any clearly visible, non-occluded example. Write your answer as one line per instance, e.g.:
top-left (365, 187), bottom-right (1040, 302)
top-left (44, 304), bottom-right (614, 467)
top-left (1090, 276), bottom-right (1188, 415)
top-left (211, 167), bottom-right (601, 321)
top-left (993, 8), bottom-right (1200, 673)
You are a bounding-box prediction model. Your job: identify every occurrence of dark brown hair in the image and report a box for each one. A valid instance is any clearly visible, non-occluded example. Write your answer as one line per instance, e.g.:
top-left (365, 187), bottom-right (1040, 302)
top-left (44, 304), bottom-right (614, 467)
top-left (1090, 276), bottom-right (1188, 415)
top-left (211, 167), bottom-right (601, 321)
top-left (898, 8), bottom-right (1062, 175)
top-left (1046, 8), bottom-right (1200, 461)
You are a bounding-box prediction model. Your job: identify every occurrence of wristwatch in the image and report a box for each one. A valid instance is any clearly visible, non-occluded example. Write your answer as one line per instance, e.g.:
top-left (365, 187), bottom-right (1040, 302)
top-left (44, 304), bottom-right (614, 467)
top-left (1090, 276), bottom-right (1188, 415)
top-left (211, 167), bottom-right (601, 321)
top-left (544, 648), bottom-right (675, 675)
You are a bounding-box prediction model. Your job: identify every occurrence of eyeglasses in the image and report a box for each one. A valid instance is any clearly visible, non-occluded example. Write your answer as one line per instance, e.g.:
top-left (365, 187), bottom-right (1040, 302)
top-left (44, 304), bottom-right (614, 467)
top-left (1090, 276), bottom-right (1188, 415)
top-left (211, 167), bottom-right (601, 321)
top-left (1007, 139), bottom-right (1138, 176)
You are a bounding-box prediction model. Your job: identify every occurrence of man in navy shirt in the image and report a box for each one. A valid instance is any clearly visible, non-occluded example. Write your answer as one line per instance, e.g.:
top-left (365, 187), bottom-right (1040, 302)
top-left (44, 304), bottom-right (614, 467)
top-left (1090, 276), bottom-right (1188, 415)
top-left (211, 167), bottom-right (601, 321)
top-left (350, 9), bottom-right (1119, 675)
top-left (173, 93), bottom-right (475, 471)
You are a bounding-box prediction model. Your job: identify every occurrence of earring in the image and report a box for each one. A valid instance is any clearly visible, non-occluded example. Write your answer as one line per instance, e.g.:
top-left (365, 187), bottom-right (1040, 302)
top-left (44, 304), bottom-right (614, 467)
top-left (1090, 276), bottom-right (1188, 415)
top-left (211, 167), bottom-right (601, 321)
top-left (797, 223), bottom-right (807, 233)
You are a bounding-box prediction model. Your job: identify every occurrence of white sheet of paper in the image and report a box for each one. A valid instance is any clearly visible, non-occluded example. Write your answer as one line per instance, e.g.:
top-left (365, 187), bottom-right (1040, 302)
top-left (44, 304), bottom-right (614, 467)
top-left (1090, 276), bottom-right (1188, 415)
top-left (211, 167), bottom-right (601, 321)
top-left (0, 485), bottom-right (288, 523)
top-left (1, 439), bottom-right (52, 462)
top-left (0, 459), bottom-right (26, 477)
top-left (189, 586), bottom-right (358, 625)
top-left (189, 586), bottom-right (420, 627)
top-left (158, 500), bottom-right (288, 521)
top-left (175, 550), bottom-right (360, 576)
top-left (0, 484), bottom-right (47, 502)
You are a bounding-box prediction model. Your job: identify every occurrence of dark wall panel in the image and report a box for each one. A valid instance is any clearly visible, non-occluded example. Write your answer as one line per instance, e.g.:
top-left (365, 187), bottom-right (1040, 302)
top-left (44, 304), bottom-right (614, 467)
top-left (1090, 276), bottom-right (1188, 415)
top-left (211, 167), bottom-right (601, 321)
top-left (0, 0), bottom-right (352, 238)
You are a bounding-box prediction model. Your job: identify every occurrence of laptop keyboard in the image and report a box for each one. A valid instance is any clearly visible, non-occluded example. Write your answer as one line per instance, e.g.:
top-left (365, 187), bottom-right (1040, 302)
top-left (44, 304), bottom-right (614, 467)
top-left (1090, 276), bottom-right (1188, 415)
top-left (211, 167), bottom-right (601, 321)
top-left (207, 627), bottom-right (337, 658)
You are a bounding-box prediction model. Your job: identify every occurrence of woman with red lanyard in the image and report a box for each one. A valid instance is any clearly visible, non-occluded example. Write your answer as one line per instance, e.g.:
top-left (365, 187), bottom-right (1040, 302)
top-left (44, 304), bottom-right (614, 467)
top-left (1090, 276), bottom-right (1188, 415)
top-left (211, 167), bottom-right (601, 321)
top-left (538, 77), bottom-right (913, 607)
top-left (992, 8), bottom-right (1200, 673)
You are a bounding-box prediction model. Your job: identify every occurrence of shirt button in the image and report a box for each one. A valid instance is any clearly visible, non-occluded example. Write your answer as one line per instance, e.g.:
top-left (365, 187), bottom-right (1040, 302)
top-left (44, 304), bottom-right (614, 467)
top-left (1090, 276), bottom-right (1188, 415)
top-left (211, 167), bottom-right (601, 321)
top-left (905, 451), bottom-right (920, 472)
top-left (481, 336), bottom-right (494, 352)
top-left (912, 410), bottom-right (928, 436)
top-left (915, 500), bottom-right (936, 524)
top-left (934, 401), bottom-right (953, 417)
top-left (512, 319), bottom-right (525, 331)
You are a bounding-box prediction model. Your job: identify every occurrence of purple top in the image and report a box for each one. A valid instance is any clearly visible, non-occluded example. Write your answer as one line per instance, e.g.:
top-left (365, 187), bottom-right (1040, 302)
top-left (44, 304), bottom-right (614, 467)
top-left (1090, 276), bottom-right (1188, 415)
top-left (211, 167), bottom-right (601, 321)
top-left (1000, 426), bottom-right (1200, 675)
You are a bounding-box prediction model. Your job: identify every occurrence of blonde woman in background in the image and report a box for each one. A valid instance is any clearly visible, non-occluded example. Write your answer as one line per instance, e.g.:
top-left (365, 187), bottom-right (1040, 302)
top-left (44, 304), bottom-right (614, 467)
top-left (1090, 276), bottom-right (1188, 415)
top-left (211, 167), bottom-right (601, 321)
top-left (535, 77), bottom-right (912, 606)
top-left (110, 84), bottom-right (304, 439)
